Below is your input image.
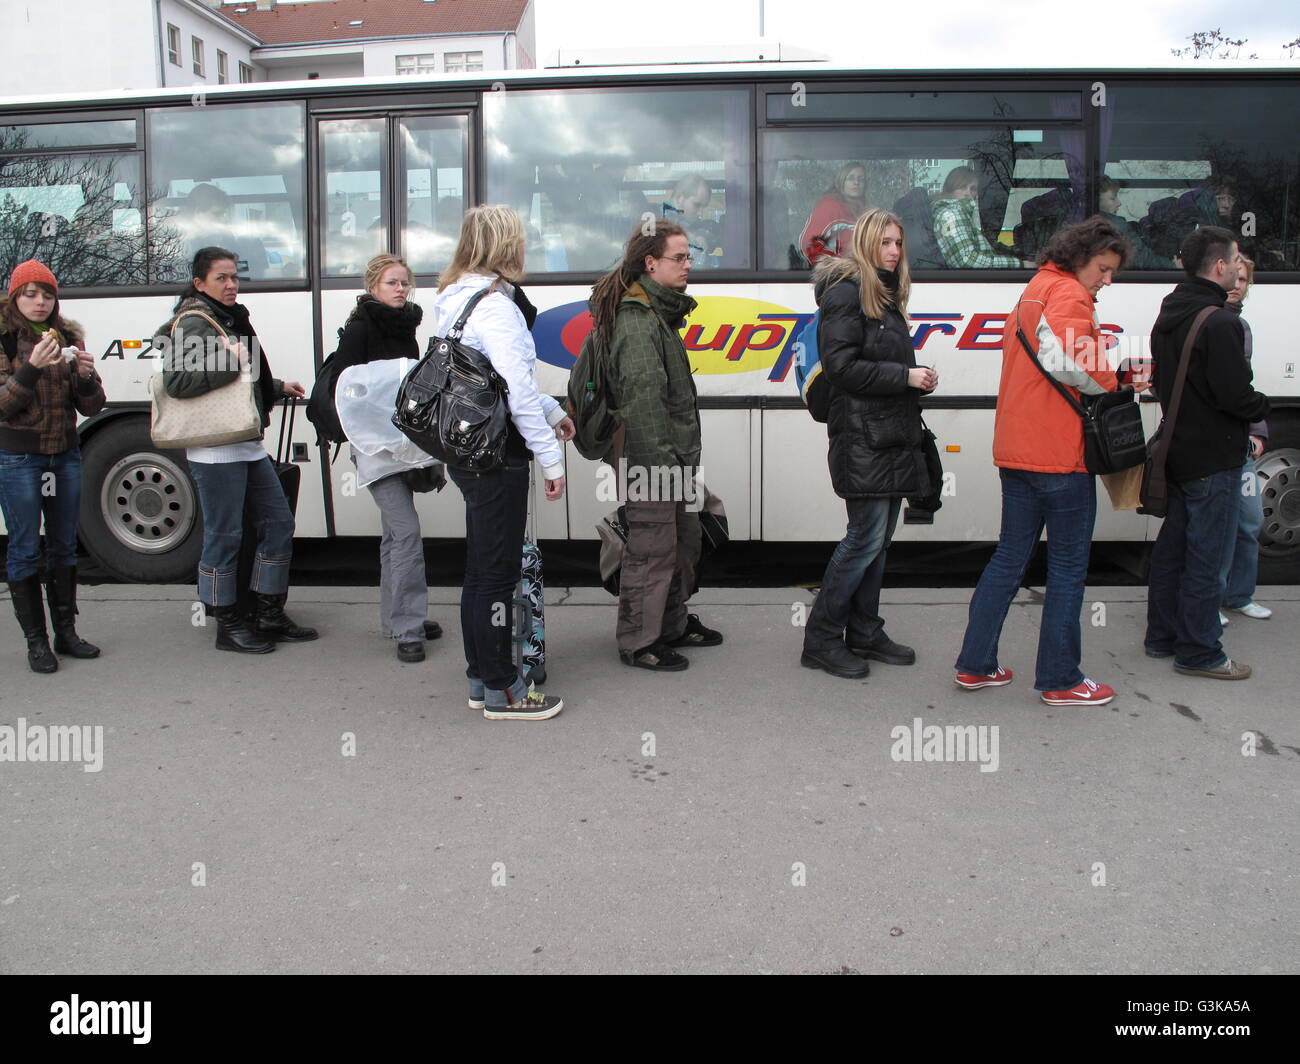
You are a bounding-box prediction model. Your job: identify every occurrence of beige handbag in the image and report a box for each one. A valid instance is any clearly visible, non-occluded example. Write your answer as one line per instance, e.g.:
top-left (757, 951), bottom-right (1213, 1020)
top-left (149, 309), bottom-right (261, 449)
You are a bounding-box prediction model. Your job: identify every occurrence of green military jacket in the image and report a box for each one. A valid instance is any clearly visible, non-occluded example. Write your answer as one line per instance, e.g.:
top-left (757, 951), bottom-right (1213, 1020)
top-left (606, 276), bottom-right (700, 472)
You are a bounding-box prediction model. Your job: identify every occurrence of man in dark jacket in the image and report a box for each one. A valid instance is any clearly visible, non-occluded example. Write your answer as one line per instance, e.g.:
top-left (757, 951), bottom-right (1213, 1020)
top-left (1145, 226), bottom-right (1269, 679)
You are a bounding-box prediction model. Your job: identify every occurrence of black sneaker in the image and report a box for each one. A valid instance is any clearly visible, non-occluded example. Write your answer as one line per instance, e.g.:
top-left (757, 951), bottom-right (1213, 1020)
top-left (423, 620), bottom-right (443, 640)
top-left (847, 635), bottom-right (915, 666)
top-left (801, 643), bottom-right (869, 679)
top-left (620, 642), bottom-right (689, 671)
top-left (666, 614), bottom-right (723, 648)
top-left (397, 640), bottom-right (425, 663)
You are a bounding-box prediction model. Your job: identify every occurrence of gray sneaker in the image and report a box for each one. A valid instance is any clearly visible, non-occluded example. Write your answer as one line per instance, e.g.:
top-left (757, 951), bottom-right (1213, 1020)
top-left (483, 689), bottom-right (563, 720)
top-left (1173, 658), bottom-right (1252, 680)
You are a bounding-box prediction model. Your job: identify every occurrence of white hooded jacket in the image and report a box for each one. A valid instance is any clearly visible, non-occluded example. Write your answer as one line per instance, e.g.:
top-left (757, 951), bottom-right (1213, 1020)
top-left (432, 273), bottom-right (565, 479)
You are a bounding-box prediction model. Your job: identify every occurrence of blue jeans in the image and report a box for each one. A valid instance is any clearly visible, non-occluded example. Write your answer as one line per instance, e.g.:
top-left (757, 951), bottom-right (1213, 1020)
top-left (1146, 468), bottom-right (1238, 670)
top-left (188, 457), bottom-right (295, 607)
top-left (448, 461), bottom-right (530, 695)
top-left (804, 496), bottom-right (902, 650)
top-left (955, 469), bottom-right (1096, 691)
top-left (1220, 457), bottom-right (1263, 609)
top-left (0, 447), bottom-right (82, 581)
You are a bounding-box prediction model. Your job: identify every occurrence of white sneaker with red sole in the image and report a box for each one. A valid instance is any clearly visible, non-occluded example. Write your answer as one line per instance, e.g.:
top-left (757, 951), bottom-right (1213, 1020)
top-left (954, 666), bottom-right (1013, 690)
top-left (1040, 678), bottom-right (1114, 706)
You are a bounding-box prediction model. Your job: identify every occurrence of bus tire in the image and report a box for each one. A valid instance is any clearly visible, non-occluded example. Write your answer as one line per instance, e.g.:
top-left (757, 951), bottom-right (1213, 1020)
top-left (1256, 415), bottom-right (1300, 584)
top-left (79, 416), bottom-right (203, 583)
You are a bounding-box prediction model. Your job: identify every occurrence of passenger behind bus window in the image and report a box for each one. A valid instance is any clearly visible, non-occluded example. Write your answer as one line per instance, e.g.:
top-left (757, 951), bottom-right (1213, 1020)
top-left (1099, 178), bottom-right (1174, 269)
top-left (175, 183), bottom-right (269, 280)
top-left (930, 166), bottom-right (1022, 269)
top-left (799, 162), bottom-right (867, 266)
top-left (660, 174), bottom-right (723, 268)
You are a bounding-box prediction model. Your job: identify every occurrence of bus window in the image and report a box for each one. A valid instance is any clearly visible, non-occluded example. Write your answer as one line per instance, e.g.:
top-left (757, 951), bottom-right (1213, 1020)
top-left (398, 115), bottom-right (468, 276)
top-left (1104, 83), bottom-right (1300, 270)
top-left (320, 118), bottom-right (387, 278)
top-left (147, 102), bottom-right (306, 282)
top-left (484, 87), bottom-right (751, 273)
top-left (0, 140), bottom-right (146, 288)
top-left (762, 126), bottom-right (1082, 270)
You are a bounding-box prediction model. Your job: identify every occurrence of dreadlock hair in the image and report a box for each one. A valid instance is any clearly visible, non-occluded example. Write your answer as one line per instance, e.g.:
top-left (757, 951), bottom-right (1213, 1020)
top-left (589, 220), bottom-right (688, 341)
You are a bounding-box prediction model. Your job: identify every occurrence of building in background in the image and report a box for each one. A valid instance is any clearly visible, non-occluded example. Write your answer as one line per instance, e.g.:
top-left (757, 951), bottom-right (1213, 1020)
top-left (0, 0), bottom-right (534, 98)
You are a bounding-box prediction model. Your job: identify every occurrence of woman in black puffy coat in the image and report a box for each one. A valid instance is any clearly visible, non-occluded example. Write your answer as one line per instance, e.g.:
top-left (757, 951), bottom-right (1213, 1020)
top-left (800, 208), bottom-right (938, 680)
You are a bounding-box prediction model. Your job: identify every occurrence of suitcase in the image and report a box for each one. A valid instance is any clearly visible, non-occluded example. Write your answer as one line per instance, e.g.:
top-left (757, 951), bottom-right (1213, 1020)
top-left (235, 398), bottom-right (301, 617)
top-left (513, 470), bottom-right (546, 685)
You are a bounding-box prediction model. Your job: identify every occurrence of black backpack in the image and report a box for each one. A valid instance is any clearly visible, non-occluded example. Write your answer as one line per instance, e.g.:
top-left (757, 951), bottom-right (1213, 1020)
top-left (305, 326), bottom-right (347, 447)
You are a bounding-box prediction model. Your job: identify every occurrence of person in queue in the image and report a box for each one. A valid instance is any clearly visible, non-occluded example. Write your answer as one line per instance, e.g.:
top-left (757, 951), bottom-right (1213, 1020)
top-left (159, 246), bottom-right (316, 654)
top-left (931, 166), bottom-right (1022, 269)
top-left (799, 209), bottom-right (936, 680)
top-left (434, 206), bottom-right (573, 721)
top-left (0, 260), bottom-right (106, 673)
top-left (800, 162), bottom-right (868, 266)
top-left (954, 217), bottom-right (1137, 706)
top-left (331, 253), bottom-right (444, 663)
top-left (591, 220), bottom-right (721, 673)
top-left (1219, 257), bottom-right (1271, 623)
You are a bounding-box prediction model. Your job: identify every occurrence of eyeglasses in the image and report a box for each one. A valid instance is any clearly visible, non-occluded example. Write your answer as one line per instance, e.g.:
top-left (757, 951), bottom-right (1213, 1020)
top-left (658, 252), bottom-right (691, 265)
top-left (381, 280), bottom-right (413, 288)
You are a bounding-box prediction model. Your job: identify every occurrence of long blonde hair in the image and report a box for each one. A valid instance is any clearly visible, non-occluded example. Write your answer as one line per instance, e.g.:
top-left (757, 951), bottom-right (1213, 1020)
top-left (438, 205), bottom-right (525, 291)
top-left (812, 208), bottom-right (910, 319)
top-left (364, 253), bottom-right (412, 297)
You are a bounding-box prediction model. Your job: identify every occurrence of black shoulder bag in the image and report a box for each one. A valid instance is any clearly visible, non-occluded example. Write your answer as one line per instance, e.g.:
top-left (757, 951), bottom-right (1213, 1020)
top-left (1014, 300), bottom-right (1146, 475)
top-left (1137, 306), bottom-right (1216, 518)
top-left (392, 286), bottom-right (510, 472)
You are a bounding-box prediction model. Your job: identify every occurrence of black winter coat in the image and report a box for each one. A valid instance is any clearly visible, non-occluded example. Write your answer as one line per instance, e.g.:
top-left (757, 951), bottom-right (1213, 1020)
top-left (332, 295), bottom-right (422, 375)
top-left (818, 275), bottom-right (930, 499)
top-left (1151, 277), bottom-right (1269, 482)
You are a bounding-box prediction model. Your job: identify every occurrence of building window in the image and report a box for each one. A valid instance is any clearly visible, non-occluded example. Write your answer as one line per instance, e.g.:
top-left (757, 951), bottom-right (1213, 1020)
top-left (166, 25), bottom-right (180, 66)
top-left (444, 51), bottom-right (484, 74)
top-left (396, 54), bottom-right (438, 76)
top-left (217, 50), bottom-right (228, 84)
top-left (192, 37), bottom-right (205, 78)
top-left (239, 62), bottom-right (254, 83)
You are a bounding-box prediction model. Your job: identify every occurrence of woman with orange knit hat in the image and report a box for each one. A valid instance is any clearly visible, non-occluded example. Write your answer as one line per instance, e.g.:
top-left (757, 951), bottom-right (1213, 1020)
top-left (0, 260), bottom-right (107, 673)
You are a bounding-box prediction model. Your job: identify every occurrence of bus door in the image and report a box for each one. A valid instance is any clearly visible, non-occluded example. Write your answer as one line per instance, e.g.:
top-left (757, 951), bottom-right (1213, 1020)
top-left (314, 109), bottom-right (473, 537)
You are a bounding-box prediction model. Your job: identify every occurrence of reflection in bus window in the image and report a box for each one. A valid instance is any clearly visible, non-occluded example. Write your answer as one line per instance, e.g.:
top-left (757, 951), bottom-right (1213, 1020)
top-left (321, 118), bottom-right (386, 278)
top-left (147, 102), bottom-right (305, 282)
top-left (762, 122), bottom-right (1082, 270)
top-left (0, 138), bottom-right (150, 287)
top-left (484, 87), bottom-right (751, 273)
top-left (1104, 83), bottom-right (1300, 269)
top-left (399, 115), bottom-right (467, 276)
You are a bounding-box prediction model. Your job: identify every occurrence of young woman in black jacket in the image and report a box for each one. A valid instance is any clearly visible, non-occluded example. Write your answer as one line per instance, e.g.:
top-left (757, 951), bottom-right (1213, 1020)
top-left (333, 254), bottom-right (443, 663)
top-left (800, 208), bottom-right (938, 680)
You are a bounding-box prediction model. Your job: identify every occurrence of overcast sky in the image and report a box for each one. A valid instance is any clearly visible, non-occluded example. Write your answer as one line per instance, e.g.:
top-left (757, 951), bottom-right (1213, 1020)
top-left (530, 0), bottom-right (1299, 67)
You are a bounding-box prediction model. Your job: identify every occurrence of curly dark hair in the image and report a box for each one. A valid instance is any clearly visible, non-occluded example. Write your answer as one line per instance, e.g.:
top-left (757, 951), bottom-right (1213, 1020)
top-left (1036, 215), bottom-right (1133, 272)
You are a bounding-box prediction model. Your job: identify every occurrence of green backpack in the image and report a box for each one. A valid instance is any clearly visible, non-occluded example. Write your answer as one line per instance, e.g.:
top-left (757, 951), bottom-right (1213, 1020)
top-left (566, 328), bottom-right (623, 463)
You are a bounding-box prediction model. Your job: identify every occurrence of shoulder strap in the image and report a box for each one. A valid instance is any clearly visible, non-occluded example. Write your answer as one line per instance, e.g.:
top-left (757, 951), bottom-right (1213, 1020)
top-left (1014, 299), bottom-right (1087, 417)
top-left (170, 308), bottom-right (229, 341)
top-left (447, 285), bottom-right (496, 342)
top-left (0, 331), bottom-right (16, 359)
top-left (1153, 305), bottom-right (1217, 450)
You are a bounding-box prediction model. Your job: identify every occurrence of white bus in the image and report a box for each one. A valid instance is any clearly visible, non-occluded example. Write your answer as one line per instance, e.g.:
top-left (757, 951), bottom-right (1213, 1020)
top-left (1, 65), bottom-right (1297, 582)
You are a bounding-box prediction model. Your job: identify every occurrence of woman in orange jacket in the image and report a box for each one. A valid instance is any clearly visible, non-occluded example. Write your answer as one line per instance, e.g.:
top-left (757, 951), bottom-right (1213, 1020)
top-left (954, 217), bottom-right (1139, 707)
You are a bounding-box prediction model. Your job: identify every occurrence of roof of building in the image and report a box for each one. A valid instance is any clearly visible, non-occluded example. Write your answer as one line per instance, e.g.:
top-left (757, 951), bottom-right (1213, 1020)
top-left (220, 0), bottom-right (530, 46)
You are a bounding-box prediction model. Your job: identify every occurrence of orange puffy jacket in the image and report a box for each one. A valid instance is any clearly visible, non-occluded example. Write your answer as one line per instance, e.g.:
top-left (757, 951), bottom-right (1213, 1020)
top-left (993, 263), bottom-right (1119, 473)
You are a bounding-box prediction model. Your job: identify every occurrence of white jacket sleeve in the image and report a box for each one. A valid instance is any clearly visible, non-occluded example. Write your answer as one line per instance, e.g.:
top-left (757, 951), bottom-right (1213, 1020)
top-left (469, 293), bottom-right (565, 479)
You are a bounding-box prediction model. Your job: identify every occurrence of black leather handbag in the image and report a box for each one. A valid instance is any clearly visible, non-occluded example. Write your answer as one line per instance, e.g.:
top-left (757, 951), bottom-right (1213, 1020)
top-left (392, 287), bottom-right (510, 472)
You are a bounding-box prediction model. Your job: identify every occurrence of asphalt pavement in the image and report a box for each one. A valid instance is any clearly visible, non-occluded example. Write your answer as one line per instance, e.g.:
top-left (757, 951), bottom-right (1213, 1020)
top-left (1, 582), bottom-right (1296, 974)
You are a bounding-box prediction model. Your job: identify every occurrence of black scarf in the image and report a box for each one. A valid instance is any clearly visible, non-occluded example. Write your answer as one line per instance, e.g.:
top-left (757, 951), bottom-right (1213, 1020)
top-left (354, 294), bottom-right (423, 336)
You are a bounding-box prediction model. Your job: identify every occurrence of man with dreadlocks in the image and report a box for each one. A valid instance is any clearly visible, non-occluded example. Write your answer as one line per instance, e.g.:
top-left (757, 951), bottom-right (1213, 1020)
top-left (589, 220), bottom-right (722, 672)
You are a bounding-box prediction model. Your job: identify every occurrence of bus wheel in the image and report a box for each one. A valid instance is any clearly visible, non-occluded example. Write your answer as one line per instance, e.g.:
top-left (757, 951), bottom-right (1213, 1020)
top-left (1257, 421), bottom-right (1300, 583)
top-left (79, 417), bottom-right (202, 583)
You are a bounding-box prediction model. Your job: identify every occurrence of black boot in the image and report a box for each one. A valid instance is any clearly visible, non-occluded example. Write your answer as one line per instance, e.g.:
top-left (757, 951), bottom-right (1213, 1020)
top-left (45, 565), bottom-right (100, 659)
top-left (8, 575), bottom-right (58, 673)
top-left (251, 593), bottom-right (318, 642)
top-left (214, 604), bottom-right (276, 654)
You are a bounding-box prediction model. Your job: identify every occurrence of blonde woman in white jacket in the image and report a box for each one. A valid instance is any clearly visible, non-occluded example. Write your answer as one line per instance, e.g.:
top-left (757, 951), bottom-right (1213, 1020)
top-left (434, 205), bottom-right (573, 721)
